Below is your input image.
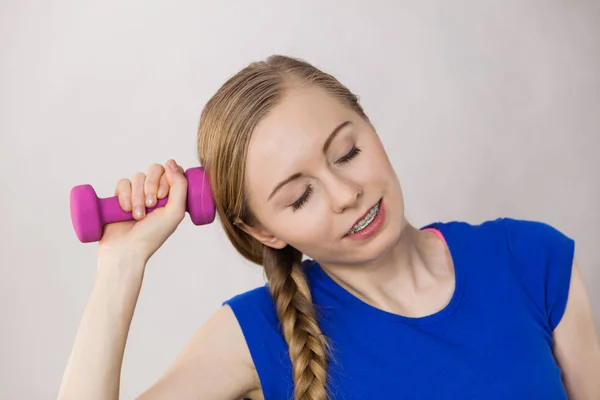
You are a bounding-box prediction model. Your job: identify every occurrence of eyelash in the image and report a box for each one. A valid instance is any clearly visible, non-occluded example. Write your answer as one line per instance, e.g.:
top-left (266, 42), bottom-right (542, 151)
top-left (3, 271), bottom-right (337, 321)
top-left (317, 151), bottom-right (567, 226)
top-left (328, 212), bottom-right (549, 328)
top-left (291, 146), bottom-right (362, 211)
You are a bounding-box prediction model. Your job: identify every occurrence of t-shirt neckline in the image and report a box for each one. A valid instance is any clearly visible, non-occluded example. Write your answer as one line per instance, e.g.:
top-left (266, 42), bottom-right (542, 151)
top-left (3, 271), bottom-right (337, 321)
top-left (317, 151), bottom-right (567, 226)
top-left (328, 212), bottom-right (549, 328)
top-left (307, 222), bottom-right (464, 325)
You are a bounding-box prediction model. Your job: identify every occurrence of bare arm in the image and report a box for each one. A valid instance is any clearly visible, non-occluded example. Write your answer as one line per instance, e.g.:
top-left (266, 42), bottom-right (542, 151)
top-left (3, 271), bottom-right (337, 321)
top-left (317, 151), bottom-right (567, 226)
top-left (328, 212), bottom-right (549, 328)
top-left (136, 305), bottom-right (260, 400)
top-left (553, 258), bottom-right (600, 400)
top-left (57, 253), bottom-right (145, 400)
top-left (57, 254), bottom-right (259, 400)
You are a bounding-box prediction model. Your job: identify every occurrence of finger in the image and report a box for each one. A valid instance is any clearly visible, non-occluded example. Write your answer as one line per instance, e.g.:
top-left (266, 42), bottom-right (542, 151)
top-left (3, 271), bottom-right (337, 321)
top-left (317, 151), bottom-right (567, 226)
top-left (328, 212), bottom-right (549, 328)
top-left (114, 178), bottom-right (132, 212)
top-left (144, 163), bottom-right (165, 208)
top-left (157, 173), bottom-right (169, 199)
top-left (163, 159), bottom-right (188, 221)
top-left (131, 172), bottom-right (146, 220)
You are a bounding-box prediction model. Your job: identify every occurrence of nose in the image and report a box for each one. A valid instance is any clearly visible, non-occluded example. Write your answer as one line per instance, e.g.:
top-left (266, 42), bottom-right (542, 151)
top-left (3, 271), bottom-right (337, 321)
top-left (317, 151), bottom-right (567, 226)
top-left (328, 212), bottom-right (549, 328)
top-left (326, 175), bottom-right (362, 213)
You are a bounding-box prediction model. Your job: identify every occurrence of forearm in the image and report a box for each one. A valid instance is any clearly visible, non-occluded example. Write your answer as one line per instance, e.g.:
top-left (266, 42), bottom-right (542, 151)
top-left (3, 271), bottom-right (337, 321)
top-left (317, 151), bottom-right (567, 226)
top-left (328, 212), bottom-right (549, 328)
top-left (58, 254), bottom-right (146, 400)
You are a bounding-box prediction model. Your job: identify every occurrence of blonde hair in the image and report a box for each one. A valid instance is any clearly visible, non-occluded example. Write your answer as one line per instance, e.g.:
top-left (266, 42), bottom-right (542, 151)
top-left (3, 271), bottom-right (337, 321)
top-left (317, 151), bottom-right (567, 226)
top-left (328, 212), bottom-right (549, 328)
top-left (196, 55), bottom-right (369, 399)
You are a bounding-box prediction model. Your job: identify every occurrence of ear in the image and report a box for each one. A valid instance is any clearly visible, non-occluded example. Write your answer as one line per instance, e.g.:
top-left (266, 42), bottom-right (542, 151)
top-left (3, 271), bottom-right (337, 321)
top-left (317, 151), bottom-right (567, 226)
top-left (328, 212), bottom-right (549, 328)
top-left (234, 218), bottom-right (288, 250)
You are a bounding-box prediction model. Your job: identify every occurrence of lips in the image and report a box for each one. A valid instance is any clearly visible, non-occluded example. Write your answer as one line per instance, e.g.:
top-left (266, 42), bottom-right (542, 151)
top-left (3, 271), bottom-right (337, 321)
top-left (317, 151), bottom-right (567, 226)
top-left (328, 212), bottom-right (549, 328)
top-left (346, 198), bottom-right (381, 235)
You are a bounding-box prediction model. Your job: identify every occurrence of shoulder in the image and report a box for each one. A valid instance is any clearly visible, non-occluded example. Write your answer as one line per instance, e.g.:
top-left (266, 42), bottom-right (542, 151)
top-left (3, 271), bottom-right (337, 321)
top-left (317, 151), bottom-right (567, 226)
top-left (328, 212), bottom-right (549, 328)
top-left (425, 217), bottom-right (516, 253)
top-left (221, 284), bottom-right (284, 346)
top-left (500, 217), bottom-right (576, 282)
top-left (426, 216), bottom-right (508, 238)
top-left (429, 216), bottom-right (574, 250)
top-left (222, 284), bottom-right (280, 327)
top-left (437, 215), bottom-right (575, 281)
top-left (500, 217), bottom-right (575, 250)
top-left (435, 216), bottom-right (575, 331)
top-left (492, 217), bottom-right (575, 330)
top-left (222, 284), bottom-right (291, 398)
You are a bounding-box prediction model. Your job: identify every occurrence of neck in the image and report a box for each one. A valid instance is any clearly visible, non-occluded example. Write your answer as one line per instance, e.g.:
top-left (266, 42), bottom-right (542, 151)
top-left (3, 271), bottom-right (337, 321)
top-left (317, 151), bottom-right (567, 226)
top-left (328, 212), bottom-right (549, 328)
top-left (318, 222), bottom-right (453, 316)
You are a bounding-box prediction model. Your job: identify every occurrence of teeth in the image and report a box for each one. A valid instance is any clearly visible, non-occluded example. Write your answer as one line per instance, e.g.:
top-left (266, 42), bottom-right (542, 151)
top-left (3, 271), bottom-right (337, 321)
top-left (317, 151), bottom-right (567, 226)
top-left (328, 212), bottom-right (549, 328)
top-left (348, 201), bottom-right (380, 234)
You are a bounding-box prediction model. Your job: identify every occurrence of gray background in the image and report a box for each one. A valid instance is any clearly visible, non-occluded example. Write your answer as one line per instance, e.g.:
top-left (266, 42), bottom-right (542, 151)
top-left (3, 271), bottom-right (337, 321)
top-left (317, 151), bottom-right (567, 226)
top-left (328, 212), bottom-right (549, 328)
top-left (1, 0), bottom-right (598, 398)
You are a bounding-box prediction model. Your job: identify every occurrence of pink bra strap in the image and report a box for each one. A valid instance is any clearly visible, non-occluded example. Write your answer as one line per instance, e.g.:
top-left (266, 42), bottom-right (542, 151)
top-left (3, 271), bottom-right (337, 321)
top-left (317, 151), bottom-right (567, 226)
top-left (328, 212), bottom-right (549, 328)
top-left (422, 227), bottom-right (447, 246)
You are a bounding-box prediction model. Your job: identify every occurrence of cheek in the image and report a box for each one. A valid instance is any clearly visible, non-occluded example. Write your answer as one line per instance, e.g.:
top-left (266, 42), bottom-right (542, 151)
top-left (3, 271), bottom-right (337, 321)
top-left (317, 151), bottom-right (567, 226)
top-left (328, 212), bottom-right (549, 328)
top-left (286, 211), bottom-right (334, 244)
top-left (354, 148), bottom-right (391, 183)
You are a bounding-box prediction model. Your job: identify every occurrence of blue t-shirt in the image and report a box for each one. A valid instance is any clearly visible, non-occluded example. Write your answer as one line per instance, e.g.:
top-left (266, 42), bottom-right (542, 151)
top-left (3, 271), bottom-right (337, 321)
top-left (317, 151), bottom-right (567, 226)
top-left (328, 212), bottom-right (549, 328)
top-left (223, 217), bottom-right (575, 399)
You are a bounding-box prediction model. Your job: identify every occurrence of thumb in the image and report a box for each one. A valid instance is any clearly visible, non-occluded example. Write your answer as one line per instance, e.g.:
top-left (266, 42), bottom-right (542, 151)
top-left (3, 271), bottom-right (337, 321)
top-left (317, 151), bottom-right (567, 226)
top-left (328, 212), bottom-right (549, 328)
top-left (164, 160), bottom-right (188, 219)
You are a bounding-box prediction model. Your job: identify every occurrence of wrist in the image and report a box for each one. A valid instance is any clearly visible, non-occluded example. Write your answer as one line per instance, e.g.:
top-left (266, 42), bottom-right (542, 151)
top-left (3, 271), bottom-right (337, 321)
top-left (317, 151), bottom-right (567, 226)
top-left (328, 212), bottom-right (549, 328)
top-left (96, 251), bottom-right (147, 283)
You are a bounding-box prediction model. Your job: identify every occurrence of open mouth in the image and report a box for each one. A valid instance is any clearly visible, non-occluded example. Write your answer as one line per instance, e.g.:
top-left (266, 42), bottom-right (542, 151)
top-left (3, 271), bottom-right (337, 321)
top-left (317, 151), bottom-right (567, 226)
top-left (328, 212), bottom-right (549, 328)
top-left (345, 198), bottom-right (383, 236)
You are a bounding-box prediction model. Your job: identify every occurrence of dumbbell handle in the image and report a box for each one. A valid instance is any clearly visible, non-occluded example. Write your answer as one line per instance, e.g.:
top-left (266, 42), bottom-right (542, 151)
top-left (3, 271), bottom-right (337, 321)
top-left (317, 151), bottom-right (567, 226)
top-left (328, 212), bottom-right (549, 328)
top-left (98, 195), bottom-right (170, 223)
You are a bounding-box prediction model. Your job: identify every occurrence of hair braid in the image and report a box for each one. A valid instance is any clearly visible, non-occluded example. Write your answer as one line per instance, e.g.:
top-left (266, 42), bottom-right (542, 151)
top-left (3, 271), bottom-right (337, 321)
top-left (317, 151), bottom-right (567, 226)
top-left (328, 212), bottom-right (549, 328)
top-left (263, 245), bottom-right (332, 400)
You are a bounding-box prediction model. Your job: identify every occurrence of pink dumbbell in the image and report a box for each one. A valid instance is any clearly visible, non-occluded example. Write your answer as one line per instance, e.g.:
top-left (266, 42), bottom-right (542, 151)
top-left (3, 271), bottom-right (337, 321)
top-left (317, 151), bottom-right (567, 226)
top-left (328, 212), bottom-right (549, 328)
top-left (70, 166), bottom-right (216, 243)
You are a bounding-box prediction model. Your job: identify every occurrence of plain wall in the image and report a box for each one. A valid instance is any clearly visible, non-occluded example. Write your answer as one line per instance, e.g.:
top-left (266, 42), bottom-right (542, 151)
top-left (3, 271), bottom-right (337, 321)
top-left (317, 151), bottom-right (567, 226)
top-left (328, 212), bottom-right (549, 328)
top-left (1, 0), bottom-right (599, 398)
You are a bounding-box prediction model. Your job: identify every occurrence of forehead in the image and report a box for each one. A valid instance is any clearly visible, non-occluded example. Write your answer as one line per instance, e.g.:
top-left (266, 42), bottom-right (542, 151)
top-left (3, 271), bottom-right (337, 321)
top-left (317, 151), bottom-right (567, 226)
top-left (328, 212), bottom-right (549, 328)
top-left (253, 86), bottom-right (351, 148)
top-left (245, 86), bottom-right (354, 197)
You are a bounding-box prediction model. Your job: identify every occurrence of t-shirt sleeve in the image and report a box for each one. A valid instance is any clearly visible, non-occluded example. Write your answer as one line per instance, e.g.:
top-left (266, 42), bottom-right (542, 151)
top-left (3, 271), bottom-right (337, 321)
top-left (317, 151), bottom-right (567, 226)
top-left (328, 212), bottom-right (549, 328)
top-left (221, 285), bottom-right (290, 399)
top-left (503, 218), bottom-right (576, 331)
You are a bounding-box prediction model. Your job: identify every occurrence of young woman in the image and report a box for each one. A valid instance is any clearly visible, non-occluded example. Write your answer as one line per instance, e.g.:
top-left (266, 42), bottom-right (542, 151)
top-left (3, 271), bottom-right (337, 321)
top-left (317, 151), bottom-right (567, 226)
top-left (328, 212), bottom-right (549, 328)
top-left (58, 55), bottom-right (600, 400)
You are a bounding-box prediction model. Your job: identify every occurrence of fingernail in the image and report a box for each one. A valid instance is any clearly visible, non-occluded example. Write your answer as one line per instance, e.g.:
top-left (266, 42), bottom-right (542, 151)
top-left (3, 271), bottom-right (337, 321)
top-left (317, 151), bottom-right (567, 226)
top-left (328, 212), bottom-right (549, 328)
top-left (170, 161), bottom-right (179, 172)
top-left (123, 199), bottom-right (131, 210)
top-left (134, 206), bottom-right (144, 218)
top-left (146, 195), bottom-right (153, 207)
top-left (157, 187), bottom-right (165, 198)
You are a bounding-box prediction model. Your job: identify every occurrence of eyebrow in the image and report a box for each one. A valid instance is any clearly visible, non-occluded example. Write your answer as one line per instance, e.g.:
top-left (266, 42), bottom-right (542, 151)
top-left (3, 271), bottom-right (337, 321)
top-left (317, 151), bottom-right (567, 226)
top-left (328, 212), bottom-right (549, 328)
top-left (267, 120), bottom-right (352, 201)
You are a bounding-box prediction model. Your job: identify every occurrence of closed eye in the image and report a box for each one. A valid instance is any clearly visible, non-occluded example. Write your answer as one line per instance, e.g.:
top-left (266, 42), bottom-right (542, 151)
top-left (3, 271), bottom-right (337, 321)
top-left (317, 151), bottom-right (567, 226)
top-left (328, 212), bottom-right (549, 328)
top-left (290, 146), bottom-right (362, 211)
top-left (335, 146), bottom-right (362, 165)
